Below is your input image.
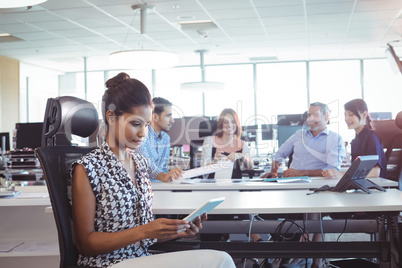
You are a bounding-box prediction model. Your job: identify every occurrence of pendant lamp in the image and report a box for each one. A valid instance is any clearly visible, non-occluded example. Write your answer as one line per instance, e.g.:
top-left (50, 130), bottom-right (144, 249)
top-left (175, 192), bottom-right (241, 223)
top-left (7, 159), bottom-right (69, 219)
top-left (0, 0), bottom-right (47, 8)
top-left (109, 4), bottom-right (179, 70)
top-left (181, 50), bottom-right (225, 91)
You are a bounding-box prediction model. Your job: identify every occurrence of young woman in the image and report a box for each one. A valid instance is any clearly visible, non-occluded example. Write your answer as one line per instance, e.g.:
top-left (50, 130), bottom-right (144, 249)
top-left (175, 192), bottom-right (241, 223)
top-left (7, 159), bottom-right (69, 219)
top-left (200, 108), bottom-right (261, 242)
top-left (72, 73), bottom-right (235, 268)
top-left (201, 108), bottom-right (253, 179)
top-left (323, 98), bottom-right (387, 179)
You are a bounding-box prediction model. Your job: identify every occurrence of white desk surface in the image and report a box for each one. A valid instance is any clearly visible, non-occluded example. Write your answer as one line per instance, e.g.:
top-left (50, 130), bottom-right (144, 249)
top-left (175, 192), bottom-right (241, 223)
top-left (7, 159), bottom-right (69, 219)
top-left (151, 177), bottom-right (398, 191)
top-left (0, 185), bottom-right (50, 207)
top-left (152, 189), bottom-right (402, 215)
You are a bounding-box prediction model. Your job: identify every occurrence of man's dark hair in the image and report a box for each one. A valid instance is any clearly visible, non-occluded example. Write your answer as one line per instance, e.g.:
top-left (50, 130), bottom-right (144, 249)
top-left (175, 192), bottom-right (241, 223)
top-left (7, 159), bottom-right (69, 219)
top-left (310, 102), bottom-right (329, 115)
top-left (152, 97), bottom-right (172, 115)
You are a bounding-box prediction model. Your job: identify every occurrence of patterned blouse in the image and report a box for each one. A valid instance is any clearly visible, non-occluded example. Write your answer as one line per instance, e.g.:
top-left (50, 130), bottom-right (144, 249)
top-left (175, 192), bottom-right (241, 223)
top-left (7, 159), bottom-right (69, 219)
top-left (72, 142), bottom-right (156, 267)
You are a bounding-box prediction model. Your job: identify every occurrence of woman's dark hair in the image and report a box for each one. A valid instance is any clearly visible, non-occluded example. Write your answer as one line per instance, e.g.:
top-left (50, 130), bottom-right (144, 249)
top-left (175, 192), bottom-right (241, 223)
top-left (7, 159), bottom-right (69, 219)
top-left (216, 108), bottom-right (242, 139)
top-left (344, 98), bottom-right (373, 129)
top-left (102, 72), bottom-right (152, 127)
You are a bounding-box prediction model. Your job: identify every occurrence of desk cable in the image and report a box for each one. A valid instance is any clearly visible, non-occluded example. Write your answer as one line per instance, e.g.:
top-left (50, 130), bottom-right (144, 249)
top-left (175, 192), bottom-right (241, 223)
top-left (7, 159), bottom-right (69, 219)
top-left (307, 184), bottom-right (333, 195)
top-left (336, 218), bottom-right (348, 242)
top-left (274, 219), bottom-right (310, 242)
top-left (242, 213), bottom-right (259, 268)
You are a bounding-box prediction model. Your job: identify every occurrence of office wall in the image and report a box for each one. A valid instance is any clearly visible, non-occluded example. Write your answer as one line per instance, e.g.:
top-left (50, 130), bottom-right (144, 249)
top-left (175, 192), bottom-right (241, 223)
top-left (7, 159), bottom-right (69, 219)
top-left (0, 55), bottom-right (19, 134)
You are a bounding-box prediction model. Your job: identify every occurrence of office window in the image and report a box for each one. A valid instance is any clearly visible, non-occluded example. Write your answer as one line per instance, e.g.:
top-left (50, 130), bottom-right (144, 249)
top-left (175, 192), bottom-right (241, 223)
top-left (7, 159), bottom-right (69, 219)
top-left (108, 70), bottom-right (152, 92)
top-left (309, 60), bottom-right (361, 145)
top-left (20, 63), bottom-right (59, 122)
top-left (256, 62), bottom-right (307, 155)
top-left (154, 67), bottom-right (203, 117)
top-left (79, 70), bottom-right (152, 118)
top-left (364, 59), bottom-right (402, 119)
top-left (77, 71), bottom-right (105, 112)
top-left (204, 64), bottom-right (254, 124)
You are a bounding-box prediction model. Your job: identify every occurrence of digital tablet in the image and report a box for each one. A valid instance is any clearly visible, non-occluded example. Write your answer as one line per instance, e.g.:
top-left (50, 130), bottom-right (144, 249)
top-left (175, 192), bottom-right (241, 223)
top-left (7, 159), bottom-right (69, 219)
top-left (183, 197), bottom-right (225, 222)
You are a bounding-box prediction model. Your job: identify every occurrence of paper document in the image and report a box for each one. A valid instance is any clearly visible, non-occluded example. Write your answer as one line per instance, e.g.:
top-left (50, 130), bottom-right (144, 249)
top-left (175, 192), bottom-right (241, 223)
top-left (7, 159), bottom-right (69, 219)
top-left (179, 160), bottom-right (233, 180)
top-left (264, 176), bottom-right (311, 183)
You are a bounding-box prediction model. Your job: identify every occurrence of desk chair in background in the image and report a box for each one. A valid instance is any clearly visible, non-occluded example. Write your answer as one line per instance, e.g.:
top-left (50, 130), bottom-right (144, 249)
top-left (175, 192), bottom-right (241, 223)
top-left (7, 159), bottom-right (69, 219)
top-left (36, 96), bottom-right (99, 268)
top-left (374, 111), bottom-right (402, 189)
top-left (385, 111), bottom-right (402, 189)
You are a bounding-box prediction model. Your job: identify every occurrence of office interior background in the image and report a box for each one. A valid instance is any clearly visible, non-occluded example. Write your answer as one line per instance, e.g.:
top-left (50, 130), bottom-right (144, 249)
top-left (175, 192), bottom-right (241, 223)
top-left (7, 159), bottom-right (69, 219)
top-left (1, 0), bottom-right (402, 158)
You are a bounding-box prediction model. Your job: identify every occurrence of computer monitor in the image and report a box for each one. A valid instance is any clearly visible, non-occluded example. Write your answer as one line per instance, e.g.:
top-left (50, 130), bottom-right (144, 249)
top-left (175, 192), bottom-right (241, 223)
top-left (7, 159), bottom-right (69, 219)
top-left (333, 155), bottom-right (386, 194)
top-left (241, 125), bottom-right (258, 142)
top-left (277, 125), bottom-right (303, 147)
top-left (370, 112), bottom-right (392, 120)
top-left (261, 124), bottom-right (277, 140)
top-left (168, 117), bottom-right (214, 147)
top-left (277, 113), bottom-right (306, 126)
top-left (0, 132), bottom-right (10, 151)
top-left (15, 122), bottom-right (43, 150)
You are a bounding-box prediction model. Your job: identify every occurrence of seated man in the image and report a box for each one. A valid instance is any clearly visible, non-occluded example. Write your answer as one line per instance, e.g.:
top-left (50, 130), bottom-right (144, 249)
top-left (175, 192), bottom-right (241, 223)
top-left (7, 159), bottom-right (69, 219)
top-left (262, 102), bottom-right (345, 178)
top-left (261, 102), bottom-right (346, 268)
top-left (136, 97), bottom-right (183, 182)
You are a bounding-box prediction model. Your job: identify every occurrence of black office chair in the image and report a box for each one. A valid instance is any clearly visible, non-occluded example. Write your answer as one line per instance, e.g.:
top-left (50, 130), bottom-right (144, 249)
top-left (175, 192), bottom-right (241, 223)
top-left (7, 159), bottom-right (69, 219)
top-left (385, 111), bottom-right (402, 189)
top-left (36, 146), bottom-right (95, 268)
top-left (36, 96), bottom-right (99, 268)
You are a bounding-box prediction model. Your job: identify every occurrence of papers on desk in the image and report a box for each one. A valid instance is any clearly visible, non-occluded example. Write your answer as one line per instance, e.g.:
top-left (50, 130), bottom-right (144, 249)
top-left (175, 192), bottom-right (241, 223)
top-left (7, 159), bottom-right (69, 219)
top-left (15, 192), bottom-right (49, 199)
top-left (264, 176), bottom-right (312, 183)
top-left (177, 160), bottom-right (233, 181)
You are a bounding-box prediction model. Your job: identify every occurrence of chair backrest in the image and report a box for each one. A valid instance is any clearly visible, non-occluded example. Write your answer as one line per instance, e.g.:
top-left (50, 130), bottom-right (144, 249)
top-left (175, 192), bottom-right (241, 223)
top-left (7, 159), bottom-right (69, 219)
top-left (380, 111), bottom-right (402, 189)
top-left (35, 146), bottom-right (95, 268)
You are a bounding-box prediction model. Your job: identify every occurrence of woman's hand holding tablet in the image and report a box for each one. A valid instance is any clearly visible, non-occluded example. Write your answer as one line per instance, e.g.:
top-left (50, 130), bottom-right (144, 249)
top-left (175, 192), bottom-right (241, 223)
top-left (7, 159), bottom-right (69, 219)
top-left (183, 197), bottom-right (225, 223)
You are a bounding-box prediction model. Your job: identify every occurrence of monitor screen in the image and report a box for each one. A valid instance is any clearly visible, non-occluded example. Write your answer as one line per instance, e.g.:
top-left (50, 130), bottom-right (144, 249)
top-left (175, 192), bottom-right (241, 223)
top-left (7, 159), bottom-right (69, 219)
top-left (277, 125), bottom-right (303, 147)
top-left (277, 114), bottom-right (305, 126)
top-left (241, 125), bottom-right (258, 142)
top-left (0, 132), bottom-right (10, 151)
top-left (15, 122), bottom-right (43, 150)
top-left (370, 112), bottom-right (392, 120)
top-left (167, 117), bottom-right (214, 147)
top-left (261, 124), bottom-right (277, 140)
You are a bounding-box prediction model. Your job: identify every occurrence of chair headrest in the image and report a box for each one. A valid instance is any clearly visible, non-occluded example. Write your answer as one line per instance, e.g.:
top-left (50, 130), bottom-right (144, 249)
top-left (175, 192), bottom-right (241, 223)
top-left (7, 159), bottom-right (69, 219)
top-left (42, 96), bottom-right (99, 146)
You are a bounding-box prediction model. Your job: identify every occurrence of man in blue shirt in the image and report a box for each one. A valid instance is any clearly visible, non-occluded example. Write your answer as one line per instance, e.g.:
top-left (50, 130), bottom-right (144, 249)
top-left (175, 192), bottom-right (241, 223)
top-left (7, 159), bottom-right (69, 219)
top-left (136, 97), bottom-right (183, 182)
top-left (261, 102), bottom-right (345, 267)
top-left (261, 102), bottom-right (345, 178)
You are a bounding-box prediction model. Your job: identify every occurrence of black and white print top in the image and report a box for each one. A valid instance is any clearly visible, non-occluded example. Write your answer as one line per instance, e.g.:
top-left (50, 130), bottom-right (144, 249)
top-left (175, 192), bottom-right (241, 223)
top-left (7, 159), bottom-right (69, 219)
top-left (72, 142), bottom-right (156, 268)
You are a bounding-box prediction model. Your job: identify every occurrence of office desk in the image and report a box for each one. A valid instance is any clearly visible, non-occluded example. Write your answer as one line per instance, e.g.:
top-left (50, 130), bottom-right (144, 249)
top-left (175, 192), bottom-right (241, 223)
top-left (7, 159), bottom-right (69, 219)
top-left (151, 189), bottom-right (402, 265)
top-left (2, 187), bottom-right (400, 266)
top-left (0, 186), bottom-right (58, 268)
top-left (151, 177), bottom-right (398, 192)
top-left (152, 189), bottom-right (402, 215)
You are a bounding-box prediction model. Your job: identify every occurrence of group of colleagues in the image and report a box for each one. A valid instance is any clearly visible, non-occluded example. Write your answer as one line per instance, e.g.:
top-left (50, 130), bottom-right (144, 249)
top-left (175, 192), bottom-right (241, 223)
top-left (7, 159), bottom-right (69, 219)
top-left (71, 72), bottom-right (387, 268)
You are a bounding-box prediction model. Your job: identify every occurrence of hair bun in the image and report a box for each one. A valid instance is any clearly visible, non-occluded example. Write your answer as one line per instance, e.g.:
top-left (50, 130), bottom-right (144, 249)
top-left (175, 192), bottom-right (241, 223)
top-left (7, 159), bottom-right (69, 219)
top-left (105, 72), bottom-right (130, 89)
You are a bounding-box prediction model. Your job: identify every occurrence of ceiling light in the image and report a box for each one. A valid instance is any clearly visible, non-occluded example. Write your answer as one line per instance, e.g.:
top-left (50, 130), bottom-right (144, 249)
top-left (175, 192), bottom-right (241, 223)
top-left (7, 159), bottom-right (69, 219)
top-left (181, 50), bottom-right (225, 91)
top-left (179, 20), bottom-right (214, 25)
top-left (109, 4), bottom-right (179, 70)
top-left (110, 50), bottom-right (179, 70)
top-left (0, 0), bottom-right (47, 8)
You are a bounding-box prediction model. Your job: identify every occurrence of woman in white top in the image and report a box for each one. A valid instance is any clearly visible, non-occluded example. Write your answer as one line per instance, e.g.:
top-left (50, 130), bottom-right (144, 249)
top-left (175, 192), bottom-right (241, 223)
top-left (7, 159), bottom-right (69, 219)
top-left (200, 108), bottom-right (260, 242)
top-left (201, 108), bottom-right (253, 179)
